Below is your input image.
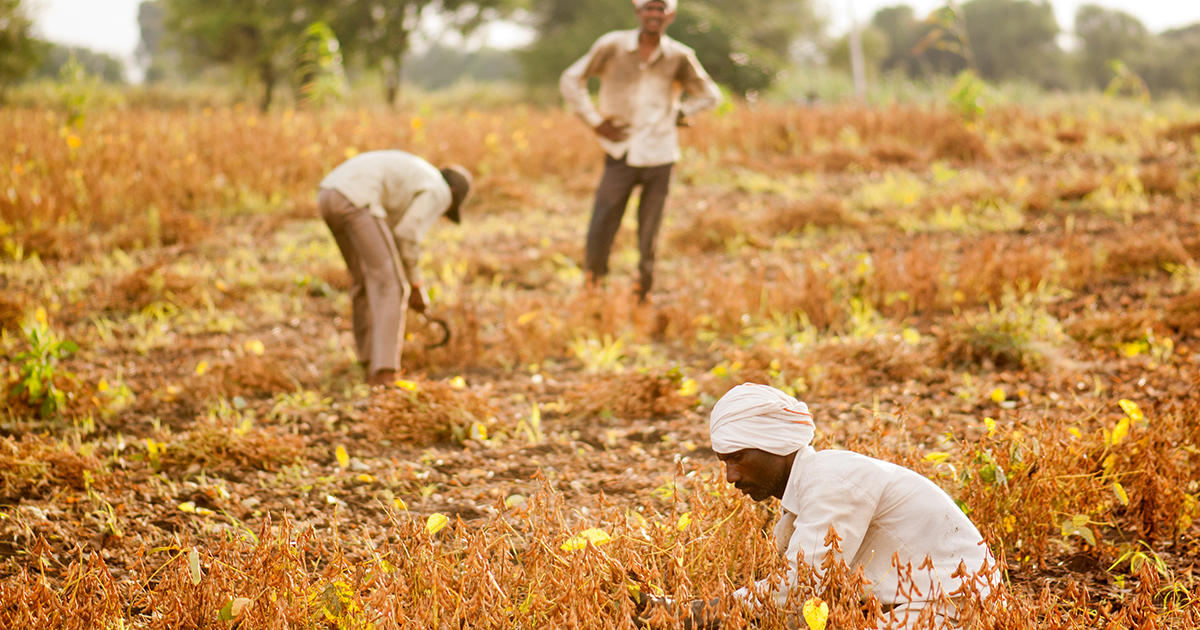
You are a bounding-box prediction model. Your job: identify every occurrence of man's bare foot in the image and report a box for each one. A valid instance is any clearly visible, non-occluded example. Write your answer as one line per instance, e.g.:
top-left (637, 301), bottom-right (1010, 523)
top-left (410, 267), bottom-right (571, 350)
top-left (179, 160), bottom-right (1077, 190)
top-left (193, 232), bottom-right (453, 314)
top-left (368, 369), bottom-right (398, 387)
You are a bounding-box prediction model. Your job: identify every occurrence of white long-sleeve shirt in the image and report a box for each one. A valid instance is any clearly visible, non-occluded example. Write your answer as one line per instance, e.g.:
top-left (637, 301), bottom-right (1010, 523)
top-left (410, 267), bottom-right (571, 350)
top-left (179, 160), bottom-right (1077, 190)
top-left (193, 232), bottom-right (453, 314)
top-left (738, 447), bottom-right (994, 608)
top-left (319, 150), bottom-right (450, 287)
top-left (560, 29), bottom-right (722, 167)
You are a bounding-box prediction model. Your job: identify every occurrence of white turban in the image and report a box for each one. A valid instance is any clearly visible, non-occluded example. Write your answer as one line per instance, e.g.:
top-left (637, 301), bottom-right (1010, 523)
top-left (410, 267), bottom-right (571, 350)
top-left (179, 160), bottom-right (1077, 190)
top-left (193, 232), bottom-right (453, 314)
top-left (633, 0), bottom-right (677, 12)
top-left (709, 384), bottom-right (814, 456)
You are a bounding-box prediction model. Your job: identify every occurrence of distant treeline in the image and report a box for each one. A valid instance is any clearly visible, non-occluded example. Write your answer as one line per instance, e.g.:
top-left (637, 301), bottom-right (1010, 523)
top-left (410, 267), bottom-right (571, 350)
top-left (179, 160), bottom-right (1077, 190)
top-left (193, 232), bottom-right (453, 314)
top-left (844, 1), bottom-right (1200, 99)
top-left (1, 0), bottom-right (1198, 106)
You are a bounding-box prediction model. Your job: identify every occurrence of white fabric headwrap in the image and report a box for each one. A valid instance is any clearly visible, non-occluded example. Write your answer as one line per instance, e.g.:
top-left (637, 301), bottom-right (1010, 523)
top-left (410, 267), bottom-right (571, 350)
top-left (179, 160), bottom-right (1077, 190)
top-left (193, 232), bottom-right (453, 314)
top-left (709, 383), bottom-right (814, 456)
top-left (633, 0), bottom-right (678, 12)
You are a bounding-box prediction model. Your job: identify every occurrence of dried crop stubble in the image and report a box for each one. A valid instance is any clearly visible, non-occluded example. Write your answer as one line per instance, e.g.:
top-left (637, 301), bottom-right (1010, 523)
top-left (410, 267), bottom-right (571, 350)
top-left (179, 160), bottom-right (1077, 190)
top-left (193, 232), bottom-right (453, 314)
top-left (956, 236), bottom-right (1052, 305)
top-left (363, 377), bottom-right (495, 446)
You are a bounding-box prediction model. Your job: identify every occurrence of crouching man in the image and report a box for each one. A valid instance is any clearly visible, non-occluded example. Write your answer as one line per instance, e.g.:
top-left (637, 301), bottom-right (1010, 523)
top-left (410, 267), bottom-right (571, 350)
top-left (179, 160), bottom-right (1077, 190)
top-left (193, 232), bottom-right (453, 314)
top-left (641, 383), bottom-right (997, 629)
top-left (318, 151), bottom-right (471, 385)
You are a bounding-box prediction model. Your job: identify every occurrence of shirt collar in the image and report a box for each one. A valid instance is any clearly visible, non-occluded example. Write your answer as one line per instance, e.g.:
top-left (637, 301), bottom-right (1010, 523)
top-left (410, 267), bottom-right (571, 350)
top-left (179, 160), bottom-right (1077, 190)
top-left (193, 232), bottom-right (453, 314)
top-left (624, 29), bottom-right (672, 64)
top-left (780, 445), bottom-right (817, 516)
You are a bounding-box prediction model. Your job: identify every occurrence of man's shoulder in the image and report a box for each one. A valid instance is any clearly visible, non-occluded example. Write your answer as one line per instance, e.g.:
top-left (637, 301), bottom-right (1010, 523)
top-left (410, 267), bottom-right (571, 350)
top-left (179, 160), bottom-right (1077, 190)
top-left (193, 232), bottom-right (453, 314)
top-left (661, 34), bottom-right (698, 57)
top-left (591, 29), bottom-right (638, 51)
top-left (805, 449), bottom-right (889, 478)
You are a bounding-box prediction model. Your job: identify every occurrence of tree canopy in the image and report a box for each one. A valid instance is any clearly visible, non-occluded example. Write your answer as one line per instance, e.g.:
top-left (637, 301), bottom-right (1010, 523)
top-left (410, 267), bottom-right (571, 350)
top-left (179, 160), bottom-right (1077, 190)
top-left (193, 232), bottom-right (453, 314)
top-left (0, 0), bottom-right (39, 93)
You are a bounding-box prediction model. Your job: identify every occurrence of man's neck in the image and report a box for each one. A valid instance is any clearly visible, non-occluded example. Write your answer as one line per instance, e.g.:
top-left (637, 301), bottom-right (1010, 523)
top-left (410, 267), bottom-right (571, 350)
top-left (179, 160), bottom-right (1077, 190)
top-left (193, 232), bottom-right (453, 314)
top-left (639, 29), bottom-right (663, 54)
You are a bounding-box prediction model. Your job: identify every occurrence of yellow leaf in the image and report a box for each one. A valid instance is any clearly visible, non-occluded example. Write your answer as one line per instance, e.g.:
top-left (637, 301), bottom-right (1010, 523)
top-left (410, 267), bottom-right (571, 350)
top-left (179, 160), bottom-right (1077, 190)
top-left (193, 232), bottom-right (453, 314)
top-left (335, 446), bottom-right (349, 469)
top-left (188, 548), bottom-right (202, 585)
top-left (98, 379), bottom-right (110, 393)
top-left (178, 501), bottom-right (196, 513)
top-left (196, 507), bottom-right (215, 516)
top-left (357, 474), bottom-right (375, 483)
top-left (426, 513), bottom-right (449, 535)
top-left (517, 311), bottom-right (540, 325)
top-left (983, 417), bottom-right (997, 437)
top-left (471, 422), bottom-right (488, 441)
top-left (395, 380), bottom-right (417, 391)
top-left (678, 378), bottom-right (699, 397)
top-left (344, 147), bottom-right (359, 159)
top-left (1068, 427), bottom-right (1082, 438)
top-left (449, 376), bottom-right (466, 389)
top-left (677, 513), bottom-right (692, 530)
top-left (990, 388), bottom-right (1006, 403)
top-left (394, 498), bottom-right (407, 511)
top-left (803, 597), bottom-right (829, 630)
top-left (35, 307), bottom-right (48, 325)
top-left (1113, 482), bottom-right (1129, 506)
top-left (244, 339), bottom-right (265, 356)
top-left (215, 280), bottom-right (229, 292)
top-left (901, 328), bottom-right (921, 346)
top-left (196, 361), bottom-right (209, 376)
top-left (411, 116), bottom-right (424, 131)
top-left (924, 452), bottom-right (950, 463)
top-left (1110, 417), bottom-right (1130, 446)
top-left (66, 134), bottom-right (82, 149)
top-left (561, 527), bottom-right (612, 551)
top-left (1118, 399), bottom-right (1144, 423)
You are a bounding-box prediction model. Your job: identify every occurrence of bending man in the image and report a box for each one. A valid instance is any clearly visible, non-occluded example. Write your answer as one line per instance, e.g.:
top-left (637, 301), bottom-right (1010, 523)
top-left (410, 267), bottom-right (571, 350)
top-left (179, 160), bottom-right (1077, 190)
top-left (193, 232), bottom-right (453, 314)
top-left (318, 151), bottom-right (471, 385)
top-left (560, 0), bottom-right (721, 302)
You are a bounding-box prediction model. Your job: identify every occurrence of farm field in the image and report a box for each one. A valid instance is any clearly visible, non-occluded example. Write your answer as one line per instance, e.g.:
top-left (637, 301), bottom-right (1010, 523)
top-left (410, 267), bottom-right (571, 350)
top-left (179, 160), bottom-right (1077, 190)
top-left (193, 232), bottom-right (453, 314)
top-left (1, 95), bottom-right (1199, 628)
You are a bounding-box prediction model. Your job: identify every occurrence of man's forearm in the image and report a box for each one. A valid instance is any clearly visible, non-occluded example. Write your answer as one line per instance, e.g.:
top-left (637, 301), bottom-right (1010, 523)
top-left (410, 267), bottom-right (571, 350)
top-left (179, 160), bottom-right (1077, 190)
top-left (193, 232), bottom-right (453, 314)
top-left (560, 57), bottom-right (605, 128)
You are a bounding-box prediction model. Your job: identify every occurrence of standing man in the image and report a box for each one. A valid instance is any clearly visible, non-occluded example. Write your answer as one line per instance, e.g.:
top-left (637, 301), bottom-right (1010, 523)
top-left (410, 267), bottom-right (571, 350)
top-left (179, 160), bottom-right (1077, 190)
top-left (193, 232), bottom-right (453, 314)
top-left (318, 151), bottom-right (471, 386)
top-left (560, 0), bottom-right (721, 302)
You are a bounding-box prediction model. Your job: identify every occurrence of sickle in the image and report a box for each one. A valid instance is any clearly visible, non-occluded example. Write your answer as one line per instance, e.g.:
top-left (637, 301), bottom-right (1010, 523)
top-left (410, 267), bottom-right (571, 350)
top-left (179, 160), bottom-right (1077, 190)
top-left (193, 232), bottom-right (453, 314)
top-left (422, 314), bottom-right (451, 349)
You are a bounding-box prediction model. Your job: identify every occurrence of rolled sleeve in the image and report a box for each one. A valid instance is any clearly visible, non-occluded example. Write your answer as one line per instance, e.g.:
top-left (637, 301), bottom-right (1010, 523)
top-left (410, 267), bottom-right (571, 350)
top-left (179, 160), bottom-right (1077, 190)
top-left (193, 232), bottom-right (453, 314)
top-left (679, 50), bottom-right (722, 119)
top-left (391, 191), bottom-right (444, 287)
top-left (560, 42), bottom-right (609, 129)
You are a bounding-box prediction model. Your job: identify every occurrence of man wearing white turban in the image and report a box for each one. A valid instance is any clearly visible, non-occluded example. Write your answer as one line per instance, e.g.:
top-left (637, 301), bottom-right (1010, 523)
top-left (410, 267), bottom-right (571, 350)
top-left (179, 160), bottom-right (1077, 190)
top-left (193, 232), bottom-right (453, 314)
top-left (560, 0), bottom-right (721, 302)
top-left (639, 384), bottom-right (997, 629)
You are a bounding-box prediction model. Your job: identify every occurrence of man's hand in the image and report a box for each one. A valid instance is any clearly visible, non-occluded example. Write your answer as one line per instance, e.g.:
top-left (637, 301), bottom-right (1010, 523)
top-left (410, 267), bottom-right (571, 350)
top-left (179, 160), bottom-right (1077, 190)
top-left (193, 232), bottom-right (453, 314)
top-left (408, 284), bottom-right (429, 314)
top-left (595, 118), bottom-right (630, 142)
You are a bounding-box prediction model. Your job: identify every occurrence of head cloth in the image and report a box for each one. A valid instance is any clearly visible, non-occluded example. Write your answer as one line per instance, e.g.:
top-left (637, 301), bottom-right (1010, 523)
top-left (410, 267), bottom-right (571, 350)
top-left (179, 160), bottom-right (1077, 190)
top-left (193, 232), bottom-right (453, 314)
top-left (633, 0), bottom-right (678, 12)
top-left (709, 383), bottom-right (814, 456)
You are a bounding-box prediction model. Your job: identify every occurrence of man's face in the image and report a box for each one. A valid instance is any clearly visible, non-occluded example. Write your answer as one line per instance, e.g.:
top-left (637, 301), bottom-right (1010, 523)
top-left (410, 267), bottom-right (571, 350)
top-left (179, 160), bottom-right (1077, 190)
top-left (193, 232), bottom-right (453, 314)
top-left (636, 1), bottom-right (675, 35)
top-left (717, 448), bottom-right (790, 502)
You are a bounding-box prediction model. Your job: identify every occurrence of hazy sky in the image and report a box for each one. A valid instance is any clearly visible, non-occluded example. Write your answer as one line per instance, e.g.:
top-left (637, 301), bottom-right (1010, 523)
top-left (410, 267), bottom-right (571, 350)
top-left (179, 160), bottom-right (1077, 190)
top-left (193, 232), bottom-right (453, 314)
top-left (29, 0), bottom-right (1200, 80)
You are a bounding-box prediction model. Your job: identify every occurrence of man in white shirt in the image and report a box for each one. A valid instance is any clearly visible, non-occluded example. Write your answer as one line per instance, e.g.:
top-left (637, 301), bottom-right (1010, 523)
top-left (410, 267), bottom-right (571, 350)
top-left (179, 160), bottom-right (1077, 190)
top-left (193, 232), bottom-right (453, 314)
top-left (317, 151), bottom-right (471, 385)
top-left (560, 0), bottom-right (721, 302)
top-left (639, 384), bottom-right (997, 628)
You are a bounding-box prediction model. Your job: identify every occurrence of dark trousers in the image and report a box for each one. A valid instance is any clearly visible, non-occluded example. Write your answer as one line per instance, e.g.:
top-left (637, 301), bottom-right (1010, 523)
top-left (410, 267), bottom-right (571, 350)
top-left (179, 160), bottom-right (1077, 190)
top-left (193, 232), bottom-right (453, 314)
top-left (584, 154), bottom-right (674, 296)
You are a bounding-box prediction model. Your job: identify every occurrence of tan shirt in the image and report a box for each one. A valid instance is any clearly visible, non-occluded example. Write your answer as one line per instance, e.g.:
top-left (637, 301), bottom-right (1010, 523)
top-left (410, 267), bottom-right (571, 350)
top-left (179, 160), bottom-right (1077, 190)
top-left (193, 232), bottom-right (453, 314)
top-left (560, 29), bottom-right (722, 167)
top-left (319, 150), bottom-right (450, 287)
top-left (738, 447), bottom-right (994, 607)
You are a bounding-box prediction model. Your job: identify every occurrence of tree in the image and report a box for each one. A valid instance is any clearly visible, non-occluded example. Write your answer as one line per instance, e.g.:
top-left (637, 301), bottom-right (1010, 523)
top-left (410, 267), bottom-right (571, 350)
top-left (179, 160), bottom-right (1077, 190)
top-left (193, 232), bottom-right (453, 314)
top-left (521, 0), bottom-right (822, 95)
top-left (160, 0), bottom-right (325, 110)
top-left (0, 0), bottom-right (39, 93)
top-left (1075, 4), bottom-right (1149, 90)
top-left (872, 5), bottom-right (922, 77)
top-left (828, 26), bottom-right (888, 81)
top-left (961, 0), bottom-right (1062, 87)
top-left (329, 0), bottom-right (522, 106)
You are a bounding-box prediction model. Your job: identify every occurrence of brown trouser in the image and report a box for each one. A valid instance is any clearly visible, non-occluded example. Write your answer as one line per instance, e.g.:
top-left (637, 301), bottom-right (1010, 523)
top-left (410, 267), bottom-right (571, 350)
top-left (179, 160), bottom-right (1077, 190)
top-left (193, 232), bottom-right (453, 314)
top-left (318, 188), bottom-right (410, 376)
